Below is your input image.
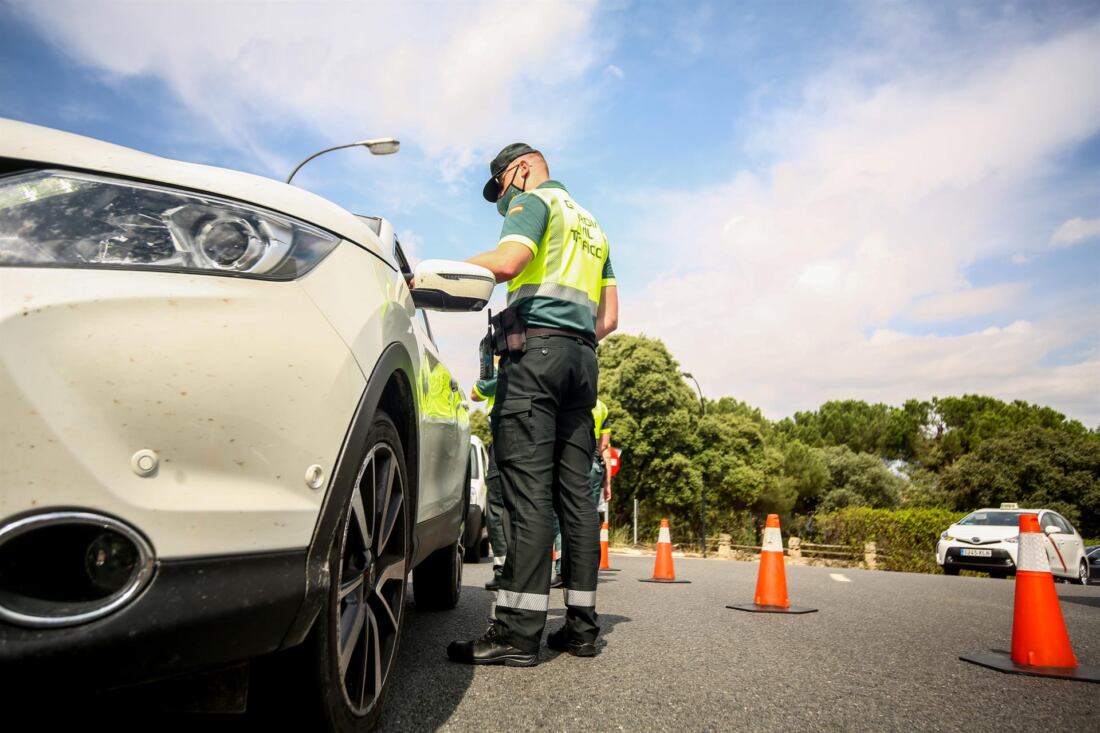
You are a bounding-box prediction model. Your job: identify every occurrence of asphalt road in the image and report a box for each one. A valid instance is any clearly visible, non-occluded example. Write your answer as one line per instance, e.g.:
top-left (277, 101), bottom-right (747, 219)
top-left (380, 554), bottom-right (1100, 732)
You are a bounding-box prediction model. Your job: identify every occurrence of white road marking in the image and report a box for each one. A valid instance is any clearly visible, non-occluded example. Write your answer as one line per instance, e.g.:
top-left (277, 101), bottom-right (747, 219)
top-left (829, 573), bottom-right (851, 583)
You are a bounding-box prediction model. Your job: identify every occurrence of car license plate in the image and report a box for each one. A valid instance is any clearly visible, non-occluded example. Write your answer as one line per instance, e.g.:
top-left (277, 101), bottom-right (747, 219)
top-left (960, 548), bottom-right (992, 557)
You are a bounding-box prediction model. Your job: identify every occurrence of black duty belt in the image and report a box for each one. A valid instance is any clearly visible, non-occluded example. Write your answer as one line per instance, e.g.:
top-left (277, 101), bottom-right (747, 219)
top-left (526, 327), bottom-right (596, 350)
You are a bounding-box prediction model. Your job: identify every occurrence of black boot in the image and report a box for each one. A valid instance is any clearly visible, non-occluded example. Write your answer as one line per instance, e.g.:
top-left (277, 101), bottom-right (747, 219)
top-left (447, 624), bottom-right (538, 667)
top-left (547, 625), bottom-right (598, 657)
top-left (484, 565), bottom-right (502, 590)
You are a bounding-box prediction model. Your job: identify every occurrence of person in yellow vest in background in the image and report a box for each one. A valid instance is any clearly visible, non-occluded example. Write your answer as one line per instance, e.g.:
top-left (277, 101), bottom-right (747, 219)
top-left (448, 143), bottom-right (618, 666)
top-left (470, 361), bottom-right (508, 592)
top-left (591, 398), bottom-right (613, 521)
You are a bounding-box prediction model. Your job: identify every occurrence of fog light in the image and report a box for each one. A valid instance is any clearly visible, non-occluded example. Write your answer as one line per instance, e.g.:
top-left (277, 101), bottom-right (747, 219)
top-left (85, 532), bottom-right (139, 593)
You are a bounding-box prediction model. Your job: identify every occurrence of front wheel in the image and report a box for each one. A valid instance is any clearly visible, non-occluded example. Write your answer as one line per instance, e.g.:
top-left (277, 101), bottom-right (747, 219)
top-left (313, 411), bottom-right (411, 731)
top-left (1074, 559), bottom-right (1089, 585)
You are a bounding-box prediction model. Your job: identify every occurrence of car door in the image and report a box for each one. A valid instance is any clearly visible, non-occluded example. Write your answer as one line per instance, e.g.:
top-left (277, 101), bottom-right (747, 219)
top-left (393, 236), bottom-right (461, 520)
top-left (1051, 513), bottom-right (1084, 577)
top-left (1038, 511), bottom-right (1070, 576)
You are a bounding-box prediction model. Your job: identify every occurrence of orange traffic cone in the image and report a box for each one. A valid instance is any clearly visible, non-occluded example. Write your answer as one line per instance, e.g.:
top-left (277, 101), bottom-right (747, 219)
top-left (599, 521), bottom-right (621, 572)
top-left (961, 513), bottom-right (1099, 681)
top-left (639, 519), bottom-right (690, 584)
top-left (728, 514), bottom-right (816, 614)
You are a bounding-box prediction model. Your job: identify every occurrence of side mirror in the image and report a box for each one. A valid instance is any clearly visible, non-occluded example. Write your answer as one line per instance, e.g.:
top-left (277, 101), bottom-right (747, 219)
top-left (1044, 525), bottom-right (1059, 536)
top-left (410, 259), bottom-right (494, 311)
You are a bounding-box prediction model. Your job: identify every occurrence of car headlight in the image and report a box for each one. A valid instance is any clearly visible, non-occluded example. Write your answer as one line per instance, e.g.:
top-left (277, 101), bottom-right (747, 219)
top-left (0, 169), bottom-right (340, 279)
top-left (1004, 536), bottom-right (1018, 544)
top-left (940, 532), bottom-right (954, 541)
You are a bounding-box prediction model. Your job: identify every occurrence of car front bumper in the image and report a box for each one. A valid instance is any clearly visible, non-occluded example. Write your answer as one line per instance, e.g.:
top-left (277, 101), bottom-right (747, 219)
top-left (940, 545), bottom-right (1017, 574)
top-left (0, 549), bottom-right (306, 689)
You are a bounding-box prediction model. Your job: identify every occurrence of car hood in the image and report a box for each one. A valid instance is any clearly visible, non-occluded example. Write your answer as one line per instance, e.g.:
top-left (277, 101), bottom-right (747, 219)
top-left (0, 117), bottom-right (385, 260)
top-left (948, 525), bottom-right (1020, 542)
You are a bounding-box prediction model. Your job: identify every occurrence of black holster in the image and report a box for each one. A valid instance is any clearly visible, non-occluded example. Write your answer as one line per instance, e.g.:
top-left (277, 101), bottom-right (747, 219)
top-left (491, 307), bottom-right (527, 356)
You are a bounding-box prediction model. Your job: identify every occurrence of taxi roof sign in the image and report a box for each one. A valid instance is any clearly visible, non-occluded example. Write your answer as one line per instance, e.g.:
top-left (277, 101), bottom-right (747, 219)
top-left (1000, 502), bottom-right (1019, 510)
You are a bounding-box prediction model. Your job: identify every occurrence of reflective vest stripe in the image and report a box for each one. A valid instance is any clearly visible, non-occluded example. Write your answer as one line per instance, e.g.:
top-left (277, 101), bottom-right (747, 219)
top-left (507, 281), bottom-right (597, 314)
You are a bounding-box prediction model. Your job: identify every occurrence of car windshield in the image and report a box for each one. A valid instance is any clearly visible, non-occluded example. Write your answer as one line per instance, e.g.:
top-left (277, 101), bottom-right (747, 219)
top-left (958, 511), bottom-right (1025, 527)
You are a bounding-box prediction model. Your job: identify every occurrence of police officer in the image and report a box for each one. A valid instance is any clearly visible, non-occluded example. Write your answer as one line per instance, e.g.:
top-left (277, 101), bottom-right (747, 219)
top-left (447, 143), bottom-right (618, 666)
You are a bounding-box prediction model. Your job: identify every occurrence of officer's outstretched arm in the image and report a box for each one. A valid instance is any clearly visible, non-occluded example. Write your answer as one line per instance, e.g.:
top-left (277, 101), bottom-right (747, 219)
top-left (596, 285), bottom-right (619, 341)
top-left (466, 241), bottom-right (534, 283)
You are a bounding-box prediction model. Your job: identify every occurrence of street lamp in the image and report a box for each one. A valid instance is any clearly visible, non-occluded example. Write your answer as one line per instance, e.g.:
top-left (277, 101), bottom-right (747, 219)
top-left (286, 138), bottom-right (400, 185)
top-left (682, 371), bottom-right (707, 557)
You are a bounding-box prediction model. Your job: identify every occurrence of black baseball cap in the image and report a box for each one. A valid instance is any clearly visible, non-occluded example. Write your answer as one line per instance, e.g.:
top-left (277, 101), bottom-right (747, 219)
top-left (482, 142), bottom-right (539, 202)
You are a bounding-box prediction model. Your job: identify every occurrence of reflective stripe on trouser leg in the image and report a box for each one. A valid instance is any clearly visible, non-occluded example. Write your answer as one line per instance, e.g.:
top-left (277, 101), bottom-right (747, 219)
top-left (497, 590), bottom-right (550, 612)
top-left (564, 588), bottom-right (596, 607)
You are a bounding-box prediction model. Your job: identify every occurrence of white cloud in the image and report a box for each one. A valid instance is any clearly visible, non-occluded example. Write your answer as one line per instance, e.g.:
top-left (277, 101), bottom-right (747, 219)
top-left (908, 283), bottom-right (1026, 324)
top-left (603, 64), bottom-right (625, 79)
top-left (624, 22), bottom-right (1100, 425)
top-left (13, 1), bottom-right (602, 176)
top-left (1050, 216), bottom-right (1100, 247)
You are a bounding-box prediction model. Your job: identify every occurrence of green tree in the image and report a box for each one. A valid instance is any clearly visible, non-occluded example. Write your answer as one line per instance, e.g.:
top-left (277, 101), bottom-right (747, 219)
top-left (938, 426), bottom-right (1100, 537)
top-left (469, 408), bottom-right (491, 447)
top-left (597, 335), bottom-right (698, 523)
top-left (821, 446), bottom-right (903, 509)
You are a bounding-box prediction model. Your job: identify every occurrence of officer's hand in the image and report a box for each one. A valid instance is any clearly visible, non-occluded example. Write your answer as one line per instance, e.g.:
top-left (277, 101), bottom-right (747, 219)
top-left (603, 485), bottom-right (611, 503)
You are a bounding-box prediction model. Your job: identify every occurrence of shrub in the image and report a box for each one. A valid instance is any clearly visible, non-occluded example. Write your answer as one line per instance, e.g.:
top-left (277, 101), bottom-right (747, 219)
top-left (810, 507), bottom-right (966, 573)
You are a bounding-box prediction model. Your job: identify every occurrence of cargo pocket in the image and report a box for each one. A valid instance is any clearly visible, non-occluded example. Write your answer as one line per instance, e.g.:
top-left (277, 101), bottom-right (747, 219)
top-left (492, 397), bottom-right (534, 464)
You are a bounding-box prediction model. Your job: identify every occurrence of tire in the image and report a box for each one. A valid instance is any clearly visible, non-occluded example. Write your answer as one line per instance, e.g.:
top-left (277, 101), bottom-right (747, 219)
top-left (307, 410), bottom-right (411, 731)
top-left (463, 510), bottom-right (484, 563)
top-left (414, 535), bottom-right (463, 611)
top-left (989, 571), bottom-right (1007, 580)
top-left (942, 565), bottom-right (959, 576)
top-left (1074, 559), bottom-right (1089, 585)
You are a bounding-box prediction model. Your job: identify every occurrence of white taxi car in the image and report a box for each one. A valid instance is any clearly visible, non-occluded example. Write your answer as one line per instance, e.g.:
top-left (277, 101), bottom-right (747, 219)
top-left (936, 504), bottom-right (1089, 583)
top-left (0, 118), bottom-right (494, 728)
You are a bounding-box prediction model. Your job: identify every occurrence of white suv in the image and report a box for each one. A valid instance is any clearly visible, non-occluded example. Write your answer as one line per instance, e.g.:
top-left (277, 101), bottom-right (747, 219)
top-left (936, 504), bottom-right (1089, 583)
top-left (0, 118), bottom-right (493, 727)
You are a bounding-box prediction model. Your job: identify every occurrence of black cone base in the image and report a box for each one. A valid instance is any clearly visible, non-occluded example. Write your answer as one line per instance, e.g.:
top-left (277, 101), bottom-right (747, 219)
top-left (727, 603), bottom-right (818, 614)
top-left (639, 578), bottom-right (691, 584)
top-left (960, 653), bottom-right (1100, 683)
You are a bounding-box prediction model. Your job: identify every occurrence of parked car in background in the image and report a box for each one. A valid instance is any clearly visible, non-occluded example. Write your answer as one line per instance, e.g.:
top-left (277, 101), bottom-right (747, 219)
top-left (1087, 545), bottom-right (1100, 585)
top-left (936, 504), bottom-right (1089, 583)
top-left (0, 118), bottom-right (493, 729)
top-left (463, 435), bottom-right (491, 562)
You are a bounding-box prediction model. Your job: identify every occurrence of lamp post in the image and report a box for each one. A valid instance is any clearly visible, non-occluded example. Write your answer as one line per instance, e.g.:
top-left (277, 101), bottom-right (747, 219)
top-left (286, 138), bottom-right (400, 185)
top-left (682, 371), bottom-right (707, 558)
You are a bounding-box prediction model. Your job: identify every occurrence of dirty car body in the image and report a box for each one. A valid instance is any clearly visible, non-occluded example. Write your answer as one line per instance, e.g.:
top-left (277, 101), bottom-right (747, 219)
top-left (0, 119), bottom-right (473, 724)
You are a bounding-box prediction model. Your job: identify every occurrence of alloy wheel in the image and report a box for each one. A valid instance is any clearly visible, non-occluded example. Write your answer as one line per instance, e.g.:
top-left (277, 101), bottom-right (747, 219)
top-left (335, 442), bottom-right (407, 716)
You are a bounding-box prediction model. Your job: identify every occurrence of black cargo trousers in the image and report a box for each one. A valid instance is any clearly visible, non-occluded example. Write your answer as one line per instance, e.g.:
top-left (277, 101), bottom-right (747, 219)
top-left (491, 334), bottom-right (600, 653)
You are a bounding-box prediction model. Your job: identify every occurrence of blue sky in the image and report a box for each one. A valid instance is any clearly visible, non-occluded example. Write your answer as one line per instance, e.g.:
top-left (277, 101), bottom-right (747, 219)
top-left (2, 0), bottom-right (1098, 424)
